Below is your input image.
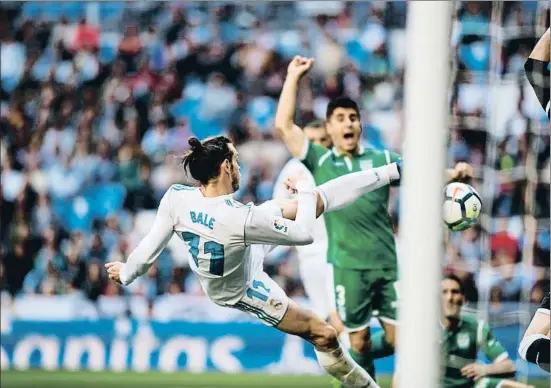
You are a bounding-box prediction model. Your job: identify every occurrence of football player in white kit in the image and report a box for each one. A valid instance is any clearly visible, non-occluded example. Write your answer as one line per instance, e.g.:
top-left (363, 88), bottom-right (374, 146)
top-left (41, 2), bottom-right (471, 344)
top-left (273, 119), bottom-right (344, 335)
top-left (106, 135), bottom-right (402, 387)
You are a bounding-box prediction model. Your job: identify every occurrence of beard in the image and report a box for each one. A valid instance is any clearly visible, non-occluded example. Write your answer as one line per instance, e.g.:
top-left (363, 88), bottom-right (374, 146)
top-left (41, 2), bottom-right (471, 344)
top-left (230, 165), bottom-right (240, 192)
top-left (444, 306), bottom-right (461, 320)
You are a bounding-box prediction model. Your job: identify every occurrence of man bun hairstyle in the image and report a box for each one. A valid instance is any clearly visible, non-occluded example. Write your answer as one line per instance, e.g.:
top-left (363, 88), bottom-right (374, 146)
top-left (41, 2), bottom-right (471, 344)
top-left (188, 137), bottom-right (205, 154)
top-left (182, 136), bottom-right (233, 185)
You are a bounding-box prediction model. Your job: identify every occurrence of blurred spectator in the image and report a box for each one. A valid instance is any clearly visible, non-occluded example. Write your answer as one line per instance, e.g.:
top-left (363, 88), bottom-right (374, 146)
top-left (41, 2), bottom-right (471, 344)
top-left (81, 260), bottom-right (107, 301)
top-left (88, 234), bottom-right (108, 263)
top-left (73, 18), bottom-right (99, 52)
top-left (4, 241), bottom-right (34, 295)
top-left (489, 285), bottom-right (505, 314)
top-left (41, 117), bottom-right (76, 164)
top-left (449, 128), bottom-right (471, 164)
top-left (141, 118), bottom-right (174, 165)
top-left (95, 139), bottom-right (117, 182)
top-left (530, 279), bottom-right (550, 304)
top-left (118, 24), bottom-right (143, 75)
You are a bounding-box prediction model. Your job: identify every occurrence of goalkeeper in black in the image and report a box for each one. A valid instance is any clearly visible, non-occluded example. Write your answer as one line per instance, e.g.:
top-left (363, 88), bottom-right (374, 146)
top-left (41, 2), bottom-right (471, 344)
top-left (524, 28), bottom-right (550, 119)
top-left (518, 292), bottom-right (550, 373)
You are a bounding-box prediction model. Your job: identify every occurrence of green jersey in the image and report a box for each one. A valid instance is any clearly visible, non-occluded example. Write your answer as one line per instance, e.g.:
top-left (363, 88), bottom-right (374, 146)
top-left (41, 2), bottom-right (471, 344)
top-left (441, 315), bottom-right (509, 388)
top-left (301, 141), bottom-right (400, 270)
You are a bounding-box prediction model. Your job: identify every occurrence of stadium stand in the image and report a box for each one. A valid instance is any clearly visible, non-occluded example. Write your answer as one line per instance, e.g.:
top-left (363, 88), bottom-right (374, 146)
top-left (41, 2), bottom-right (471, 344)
top-left (0, 0), bottom-right (549, 344)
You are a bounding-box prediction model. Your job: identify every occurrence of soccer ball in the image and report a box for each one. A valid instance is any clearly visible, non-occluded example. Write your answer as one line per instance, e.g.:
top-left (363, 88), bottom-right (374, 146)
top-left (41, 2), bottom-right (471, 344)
top-left (443, 182), bottom-right (482, 231)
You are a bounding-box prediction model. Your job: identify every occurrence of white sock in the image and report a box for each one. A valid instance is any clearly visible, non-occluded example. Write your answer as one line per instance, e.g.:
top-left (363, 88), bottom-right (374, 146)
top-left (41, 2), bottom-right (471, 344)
top-left (314, 345), bottom-right (379, 388)
top-left (295, 179), bottom-right (317, 232)
top-left (339, 331), bottom-right (351, 349)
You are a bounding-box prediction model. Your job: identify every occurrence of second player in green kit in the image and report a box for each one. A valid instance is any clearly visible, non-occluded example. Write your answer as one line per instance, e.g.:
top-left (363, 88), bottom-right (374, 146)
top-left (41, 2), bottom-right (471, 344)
top-left (275, 55), bottom-right (475, 382)
top-left (437, 275), bottom-right (534, 388)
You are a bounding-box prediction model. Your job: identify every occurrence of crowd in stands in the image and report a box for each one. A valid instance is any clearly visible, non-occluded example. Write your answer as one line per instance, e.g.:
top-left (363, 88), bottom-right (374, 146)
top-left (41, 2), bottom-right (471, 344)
top-left (1, 2), bottom-right (549, 319)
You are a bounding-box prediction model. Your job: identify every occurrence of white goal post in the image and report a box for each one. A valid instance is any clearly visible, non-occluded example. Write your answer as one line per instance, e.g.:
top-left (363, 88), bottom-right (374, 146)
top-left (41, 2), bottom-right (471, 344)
top-left (396, 2), bottom-right (453, 388)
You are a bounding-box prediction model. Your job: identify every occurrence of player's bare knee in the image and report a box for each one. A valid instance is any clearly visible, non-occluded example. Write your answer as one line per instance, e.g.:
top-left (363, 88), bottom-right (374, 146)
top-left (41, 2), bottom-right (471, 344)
top-left (384, 327), bottom-right (396, 347)
top-left (310, 322), bottom-right (338, 350)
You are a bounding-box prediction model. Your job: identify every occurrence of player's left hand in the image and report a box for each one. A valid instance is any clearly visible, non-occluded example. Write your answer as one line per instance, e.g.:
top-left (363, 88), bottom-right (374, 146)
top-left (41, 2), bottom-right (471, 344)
top-left (105, 261), bottom-right (125, 285)
top-left (451, 162), bottom-right (474, 181)
top-left (283, 173), bottom-right (309, 194)
top-left (283, 177), bottom-right (298, 194)
top-left (460, 363), bottom-right (488, 380)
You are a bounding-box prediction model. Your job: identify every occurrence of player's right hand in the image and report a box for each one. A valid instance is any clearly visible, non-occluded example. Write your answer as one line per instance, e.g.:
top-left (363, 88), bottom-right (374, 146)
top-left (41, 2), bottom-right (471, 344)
top-left (287, 56), bottom-right (314, 79)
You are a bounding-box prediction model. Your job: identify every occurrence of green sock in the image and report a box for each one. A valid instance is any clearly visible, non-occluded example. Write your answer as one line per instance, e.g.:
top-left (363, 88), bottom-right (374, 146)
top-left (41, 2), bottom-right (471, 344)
top-left (370, 330), bottom-right (395, 359)
top-left (349, 349), bottom-right (375, 381)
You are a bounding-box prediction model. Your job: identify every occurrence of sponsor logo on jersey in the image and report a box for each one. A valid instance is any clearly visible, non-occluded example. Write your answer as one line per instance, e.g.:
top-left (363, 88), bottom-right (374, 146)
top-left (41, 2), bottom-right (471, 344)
top-left (272, 217), bottom-right (289, 235)
top-left (360, 160), bottom-right (373, 171)
top-left (457, 332), bottom-right (470, 349)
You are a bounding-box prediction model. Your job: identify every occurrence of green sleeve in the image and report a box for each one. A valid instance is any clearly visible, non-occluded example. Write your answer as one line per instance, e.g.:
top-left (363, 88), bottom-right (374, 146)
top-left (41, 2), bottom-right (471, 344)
top-left (479, 321), bottom-right (508, 362)
top-left (300, 141), bottom-right (331, 174)
top-left (385, 150), bottom-right (402, 187)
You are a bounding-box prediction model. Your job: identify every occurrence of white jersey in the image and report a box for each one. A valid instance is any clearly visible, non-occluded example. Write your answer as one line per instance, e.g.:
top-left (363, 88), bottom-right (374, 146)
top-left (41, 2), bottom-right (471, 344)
top-left (273, 158), bottom-right (328, 257)
top-left (119, 184), bottom-right (315, 305)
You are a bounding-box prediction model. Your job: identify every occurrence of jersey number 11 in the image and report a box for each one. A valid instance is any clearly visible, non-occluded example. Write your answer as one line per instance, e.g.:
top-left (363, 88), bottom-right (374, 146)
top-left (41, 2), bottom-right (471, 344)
top-left (180, 232), bottom-right (225, 276)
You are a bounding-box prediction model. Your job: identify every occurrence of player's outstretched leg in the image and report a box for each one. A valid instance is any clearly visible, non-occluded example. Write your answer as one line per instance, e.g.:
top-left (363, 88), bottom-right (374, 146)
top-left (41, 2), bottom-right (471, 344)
top-left (276, 300), bottom-right (379, 388)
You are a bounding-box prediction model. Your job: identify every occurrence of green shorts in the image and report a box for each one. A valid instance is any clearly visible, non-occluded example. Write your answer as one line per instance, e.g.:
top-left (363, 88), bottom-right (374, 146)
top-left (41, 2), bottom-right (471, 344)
top-left (333, 267), bottom-right (398, 331)
top-left (474, 377), bottom-right (507, 388)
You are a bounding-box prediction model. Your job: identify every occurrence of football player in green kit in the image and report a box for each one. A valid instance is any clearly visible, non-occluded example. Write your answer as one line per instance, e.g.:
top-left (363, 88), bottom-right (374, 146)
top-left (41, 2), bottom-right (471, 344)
top-left (393, 275), bottom-right (535, 388)
top-left (443, 274), bottom-right (532, 388)
top-left (275, 55), bottom-right (474, 383)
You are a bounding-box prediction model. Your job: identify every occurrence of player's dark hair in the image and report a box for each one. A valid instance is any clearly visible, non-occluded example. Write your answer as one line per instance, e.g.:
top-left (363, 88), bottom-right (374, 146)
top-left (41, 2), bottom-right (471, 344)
top-left (182, 136), bottom-right (233, 185)
top-left (326, 97), bottom-right (360, 120)
top-left (444, 273), bottom-right (464, 295)
top-left (304, 119), bottom-right (326, 129)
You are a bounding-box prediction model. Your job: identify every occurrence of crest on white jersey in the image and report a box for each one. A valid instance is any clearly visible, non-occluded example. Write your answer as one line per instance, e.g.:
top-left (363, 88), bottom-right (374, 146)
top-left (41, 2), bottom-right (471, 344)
top-left (271, 217), bottom-right (289, 235)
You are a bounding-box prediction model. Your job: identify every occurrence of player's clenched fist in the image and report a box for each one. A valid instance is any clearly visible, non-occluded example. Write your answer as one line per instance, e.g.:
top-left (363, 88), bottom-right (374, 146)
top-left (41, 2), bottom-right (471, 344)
top-left (286, 56), bottom-right (314, 79)
top-left (105, 261), bottom-right (125, 284)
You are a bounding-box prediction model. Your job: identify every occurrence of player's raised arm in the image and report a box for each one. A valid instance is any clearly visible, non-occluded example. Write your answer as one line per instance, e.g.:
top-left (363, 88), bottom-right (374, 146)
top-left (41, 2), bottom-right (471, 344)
top-left (274, 56), bottom-right (314, 157)
top-left (524, 28), bottom-right (550, 117)
top-left (105, 190), bottom-right (174, 285)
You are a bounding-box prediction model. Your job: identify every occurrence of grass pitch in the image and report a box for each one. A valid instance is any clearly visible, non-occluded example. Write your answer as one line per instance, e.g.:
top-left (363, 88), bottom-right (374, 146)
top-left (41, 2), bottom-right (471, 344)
top-left (1, 371), bottom-right (548, 388)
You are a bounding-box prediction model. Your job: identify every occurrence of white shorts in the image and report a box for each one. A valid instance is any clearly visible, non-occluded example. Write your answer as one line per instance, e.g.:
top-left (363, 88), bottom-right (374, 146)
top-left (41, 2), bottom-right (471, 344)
top-left (298, 252), bottom-right (335, 320)
top-left (232, 271), bottom-right (290, 327)
top-left (298, 255), bottom-right (336, 319)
